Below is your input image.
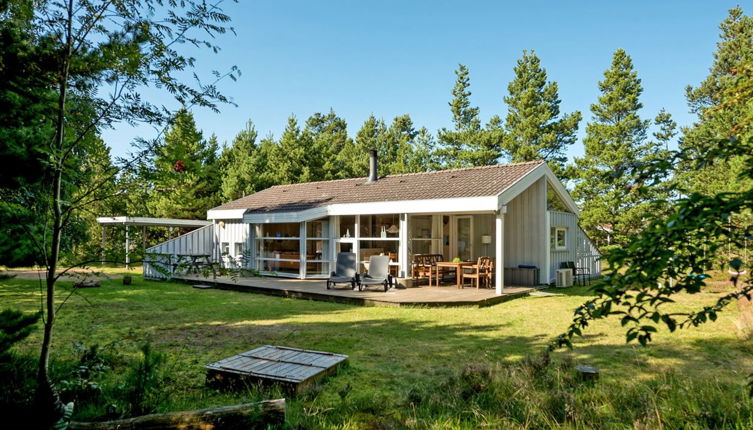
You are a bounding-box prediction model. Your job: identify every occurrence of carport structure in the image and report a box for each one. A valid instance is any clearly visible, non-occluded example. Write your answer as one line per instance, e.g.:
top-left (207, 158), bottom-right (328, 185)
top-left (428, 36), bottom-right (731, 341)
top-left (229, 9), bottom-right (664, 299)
top-left (96, 216), bottom-right (210, 269)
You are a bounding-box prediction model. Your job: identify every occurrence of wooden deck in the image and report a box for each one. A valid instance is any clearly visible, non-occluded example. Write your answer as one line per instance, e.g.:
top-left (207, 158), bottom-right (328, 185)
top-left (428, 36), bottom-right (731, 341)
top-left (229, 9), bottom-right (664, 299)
top-left (174, 274), bottom-right (536, 307)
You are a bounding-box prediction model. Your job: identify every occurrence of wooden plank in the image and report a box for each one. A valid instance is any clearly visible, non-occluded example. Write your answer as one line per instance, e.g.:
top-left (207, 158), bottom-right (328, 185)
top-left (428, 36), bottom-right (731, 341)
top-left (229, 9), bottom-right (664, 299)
top-left (206, 345), bottom-right (350, 393)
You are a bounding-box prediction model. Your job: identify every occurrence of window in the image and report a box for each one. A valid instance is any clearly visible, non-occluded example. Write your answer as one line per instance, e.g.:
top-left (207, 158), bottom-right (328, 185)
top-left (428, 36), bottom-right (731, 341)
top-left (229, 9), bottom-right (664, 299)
top-left (234, 242), bottom-right (244, 257)
top-left (339, 215), bottom-right (355, 238)
top-left (551, 227), bottom-right (567, 250)
top-left (221, 242), bottom-right (229, 255)
top-left (257, 223), bottom-right (301, 276)
top-left (360, 214), bottom-right (400, 238)
top-left (409, 215), bottom-right (440, 263)
top-left (359, 240), bottom-right (399, 264)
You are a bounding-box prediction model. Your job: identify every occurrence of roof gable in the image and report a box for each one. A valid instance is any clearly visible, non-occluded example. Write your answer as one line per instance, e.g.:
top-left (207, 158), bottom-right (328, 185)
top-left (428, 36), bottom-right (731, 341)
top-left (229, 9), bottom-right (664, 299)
top-left (211, 160), bottom-right (545, 215)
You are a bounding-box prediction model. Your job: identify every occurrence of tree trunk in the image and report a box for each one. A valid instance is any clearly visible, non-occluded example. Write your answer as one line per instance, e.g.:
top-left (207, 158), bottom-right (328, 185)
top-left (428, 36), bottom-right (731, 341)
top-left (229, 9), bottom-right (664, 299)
top-left (35, 0), bottom-right (74, 427)
top-left (67, 399), bottom-right (286, 430)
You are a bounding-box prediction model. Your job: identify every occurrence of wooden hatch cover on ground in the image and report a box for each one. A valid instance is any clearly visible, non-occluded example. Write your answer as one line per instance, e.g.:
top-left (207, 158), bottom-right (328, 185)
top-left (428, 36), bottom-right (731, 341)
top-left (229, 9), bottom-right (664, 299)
top-left (206, 345), bottom-right (348, 393)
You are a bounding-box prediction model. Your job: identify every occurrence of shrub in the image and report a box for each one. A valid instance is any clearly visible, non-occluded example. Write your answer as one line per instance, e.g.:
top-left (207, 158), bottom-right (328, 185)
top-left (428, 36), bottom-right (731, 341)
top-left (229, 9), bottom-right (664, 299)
top-left (118, 341), bottom-right (167, 417)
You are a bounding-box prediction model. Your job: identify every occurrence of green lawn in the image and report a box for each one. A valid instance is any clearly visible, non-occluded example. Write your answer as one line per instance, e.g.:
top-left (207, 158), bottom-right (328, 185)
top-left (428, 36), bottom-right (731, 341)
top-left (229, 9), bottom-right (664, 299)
top-left (2, 271), bottom-right (752, 428)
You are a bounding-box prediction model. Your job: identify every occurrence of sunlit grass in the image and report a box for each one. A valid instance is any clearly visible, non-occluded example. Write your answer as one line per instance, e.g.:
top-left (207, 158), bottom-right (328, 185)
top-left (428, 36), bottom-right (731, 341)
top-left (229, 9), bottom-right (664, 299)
top-left (1, 272), bottom-right (752, 427)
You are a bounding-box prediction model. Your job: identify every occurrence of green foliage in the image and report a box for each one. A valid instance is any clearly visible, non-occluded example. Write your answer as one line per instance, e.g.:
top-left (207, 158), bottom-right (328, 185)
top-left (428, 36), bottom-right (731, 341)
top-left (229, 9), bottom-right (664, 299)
top-left (0, 309), bottom-right (40, 358)
top-left (219, 121), bottom-right (267, 201)
top-left (679, 7), bottom-right (753, 198)
top-left (573, 49), bottom-right (671, 248)
top-left (149, 109), bottom-right (222, 219)
top-left (502, 50), bottom-right (582, 177)
top-left (268, 115), bottom-right (311, 184)
top-left (120, 341), bottom-right (167, 417)
top-left (304, 109), bottom-right (353, 180)
top-left (553, 58), bottom-right (753, 371)
top-left (437, 64), bottom-right (502, 168)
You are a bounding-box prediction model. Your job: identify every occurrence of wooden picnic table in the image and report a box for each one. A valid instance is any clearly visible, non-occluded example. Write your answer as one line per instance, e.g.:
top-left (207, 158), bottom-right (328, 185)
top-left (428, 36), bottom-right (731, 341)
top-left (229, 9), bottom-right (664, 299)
top-left (434, 261), bottom-right (475, 288)
top-left (174, 253), bottom-right (212, 274)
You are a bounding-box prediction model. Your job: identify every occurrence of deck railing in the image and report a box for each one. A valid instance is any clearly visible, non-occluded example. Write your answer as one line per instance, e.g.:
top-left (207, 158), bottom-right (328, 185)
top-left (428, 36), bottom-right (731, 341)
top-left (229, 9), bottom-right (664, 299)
top-left (143, 224), bottom-right (213, 279)
top-left (575, 225), bottom-right (601, 278)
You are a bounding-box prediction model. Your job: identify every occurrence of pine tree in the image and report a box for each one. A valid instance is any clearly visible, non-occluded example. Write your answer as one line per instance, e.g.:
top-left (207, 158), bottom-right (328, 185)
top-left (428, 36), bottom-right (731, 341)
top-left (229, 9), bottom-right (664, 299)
top-left (573, 49), bottom-right (668, 248)
top-left (502, 50), bottom-right (581, 177)
top-left (437, 64), bottom-right (500, 167)
top-left (679, 6), bottom-right (753, 197)
top-left (219, 120), bottom-right (264, 201)
top-left (304, 110), bottom-right (352, 180)
top-left (343, 114), bottom-right (387, 177)
top-left (268, 115), bottom-right (309, 184)
top-left (406, 127), bottom-right (439, 172)
top-left (382, 114), bottom-right (418, 174)
top-left (149, 109), bottom-right (221, 219)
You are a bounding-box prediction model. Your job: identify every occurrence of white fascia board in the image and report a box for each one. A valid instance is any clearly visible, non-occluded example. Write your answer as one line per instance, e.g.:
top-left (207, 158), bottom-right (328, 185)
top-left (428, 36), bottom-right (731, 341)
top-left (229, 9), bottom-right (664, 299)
top-left (496, 163), bottom-right (580, 216)
top-left (96, 216), bottom-right (211, 227)
top-left (326, 196), bottom-right (498, 215)
top-left (206, 209), bottom-right (247, 220)
top-left (244, 207), bottom-right (328, 224)
top-left (241, 196), bottom-right (498, 224)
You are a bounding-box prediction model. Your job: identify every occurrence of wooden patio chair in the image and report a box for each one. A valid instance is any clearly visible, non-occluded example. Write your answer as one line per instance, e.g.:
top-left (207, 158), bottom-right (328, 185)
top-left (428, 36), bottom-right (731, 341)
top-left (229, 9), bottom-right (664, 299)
top-left (462, 256), bottom-right (493, 289)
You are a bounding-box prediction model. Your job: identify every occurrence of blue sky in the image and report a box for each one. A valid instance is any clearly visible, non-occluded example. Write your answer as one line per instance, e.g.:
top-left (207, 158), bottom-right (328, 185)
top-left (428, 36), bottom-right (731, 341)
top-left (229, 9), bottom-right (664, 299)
top-left (103, 1), bottom-right (752, 161)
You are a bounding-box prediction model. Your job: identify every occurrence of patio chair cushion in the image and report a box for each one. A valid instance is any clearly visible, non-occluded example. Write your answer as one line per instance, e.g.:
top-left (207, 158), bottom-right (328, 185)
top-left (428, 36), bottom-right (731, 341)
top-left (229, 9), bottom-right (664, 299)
top-left (366, 255), bottom-right (390, 279)
top-left (334, 252), bottom-right (358, 278)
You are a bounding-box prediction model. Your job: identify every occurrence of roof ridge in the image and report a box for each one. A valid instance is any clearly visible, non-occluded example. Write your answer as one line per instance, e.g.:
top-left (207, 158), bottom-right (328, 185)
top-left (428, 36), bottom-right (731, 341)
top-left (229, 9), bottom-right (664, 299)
top-left (268, 159), bottom-right (544, 188)
top-left (380, 160), bottom-right (544, 179)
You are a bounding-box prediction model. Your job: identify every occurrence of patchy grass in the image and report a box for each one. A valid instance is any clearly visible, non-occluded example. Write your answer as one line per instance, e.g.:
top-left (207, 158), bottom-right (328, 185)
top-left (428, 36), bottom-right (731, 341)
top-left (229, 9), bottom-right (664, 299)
top-left (1, 271), bottom-right (752, 428)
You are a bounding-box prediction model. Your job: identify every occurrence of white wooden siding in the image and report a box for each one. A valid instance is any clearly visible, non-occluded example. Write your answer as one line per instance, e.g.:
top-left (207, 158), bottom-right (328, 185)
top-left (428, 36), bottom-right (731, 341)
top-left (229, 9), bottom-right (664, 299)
top-left (472, 213), bottom-right (496, 258)
top-left (504, 177), bottom-right (548, 275)
top-left (548, 210), bottom-right (601, 282)
top-left (143, 225), bottom-right (213, 279)
top-left (213, 220), bottom-right (251, 268)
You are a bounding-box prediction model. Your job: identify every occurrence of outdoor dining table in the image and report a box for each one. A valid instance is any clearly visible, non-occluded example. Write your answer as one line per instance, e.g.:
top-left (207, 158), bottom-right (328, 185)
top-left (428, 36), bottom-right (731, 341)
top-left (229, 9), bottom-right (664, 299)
top-left (174, 253), bottom-right (212, 274)
top-left (433, 261), bottom-right (475, 288)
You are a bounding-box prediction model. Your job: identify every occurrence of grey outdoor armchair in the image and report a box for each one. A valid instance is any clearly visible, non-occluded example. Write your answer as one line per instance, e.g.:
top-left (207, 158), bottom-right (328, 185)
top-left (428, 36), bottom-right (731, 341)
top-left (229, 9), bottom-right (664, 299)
top-left (358, 255), bottom-right (393, 292)
top-left (327, 252), bottom-right (358, 290)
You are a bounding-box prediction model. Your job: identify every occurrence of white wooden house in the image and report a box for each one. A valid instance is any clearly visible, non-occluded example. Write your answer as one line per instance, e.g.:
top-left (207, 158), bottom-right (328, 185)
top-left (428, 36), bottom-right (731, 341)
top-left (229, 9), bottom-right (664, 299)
top-left (145, 152), bottom-right (599, 294)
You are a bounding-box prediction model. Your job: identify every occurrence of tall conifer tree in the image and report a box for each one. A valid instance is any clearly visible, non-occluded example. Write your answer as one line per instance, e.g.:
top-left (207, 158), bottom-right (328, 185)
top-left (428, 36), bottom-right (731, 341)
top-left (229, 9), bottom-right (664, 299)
top-left (502, 50), bottom-right (581, 177)
top-left (219, 120), bottom-right (265, 201)
top-left (437, 64), bottom-right (500, 167)
top-left (269, 115), bottom-right (309, 184)
top-left (679, 6), bottom-right (753, 197)
top-left (573, 49), bottom-right (668, 248)
top-left (304, 110), bottom-right (352, 180)
top-left (149, 109), bottom-right (221, 219)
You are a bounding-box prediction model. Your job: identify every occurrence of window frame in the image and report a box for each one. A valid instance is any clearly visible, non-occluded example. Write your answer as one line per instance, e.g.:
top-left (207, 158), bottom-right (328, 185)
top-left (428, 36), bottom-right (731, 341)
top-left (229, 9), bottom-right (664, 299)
top-left (552, 227), bottom-right (567, 251)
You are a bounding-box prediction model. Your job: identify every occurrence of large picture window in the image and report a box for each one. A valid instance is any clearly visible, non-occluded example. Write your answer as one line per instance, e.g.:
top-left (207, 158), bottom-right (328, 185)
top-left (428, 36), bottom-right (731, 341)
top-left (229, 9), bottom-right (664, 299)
top-left (305, 218), bottom-right (331, 276)
top-left (257, 223), bottom-right (301, 276)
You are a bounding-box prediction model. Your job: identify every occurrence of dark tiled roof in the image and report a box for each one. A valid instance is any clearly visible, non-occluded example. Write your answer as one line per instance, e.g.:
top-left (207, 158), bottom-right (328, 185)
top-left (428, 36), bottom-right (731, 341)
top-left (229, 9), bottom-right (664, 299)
top-left (212, 160), bottom-right (544, 214)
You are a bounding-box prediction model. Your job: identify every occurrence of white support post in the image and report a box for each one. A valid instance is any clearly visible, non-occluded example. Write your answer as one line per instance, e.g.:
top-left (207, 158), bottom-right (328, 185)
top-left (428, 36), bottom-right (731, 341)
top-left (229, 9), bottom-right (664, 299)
top-left (100, 226), bottom-right (106, 264)
top-left (329, 216), bottom-right (337, 270)
top-left (495, 212), bottom-right (504, 295)
top-left (125, 225), bottom-right (130, 270)
top-left (299, 222), bottom-right (306, 279)
top-left (354, 215), bottom-right (361, 271)
top-left (248, 223), bottom-right (256, 270)
top-left (398, 214), bottom-right (409, 278)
